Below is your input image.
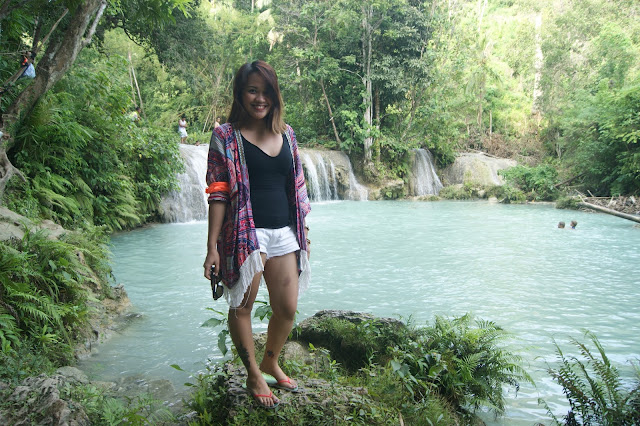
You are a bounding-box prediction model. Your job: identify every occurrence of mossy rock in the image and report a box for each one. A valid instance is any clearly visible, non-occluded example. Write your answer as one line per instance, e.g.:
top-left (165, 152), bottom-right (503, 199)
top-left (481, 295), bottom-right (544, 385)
top-left (294, 310), bottom-right (407, 371)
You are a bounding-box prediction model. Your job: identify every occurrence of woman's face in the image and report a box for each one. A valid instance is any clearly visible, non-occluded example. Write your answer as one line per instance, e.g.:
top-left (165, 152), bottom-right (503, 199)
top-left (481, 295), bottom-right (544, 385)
top-left (241, 72), bottom-right (272, 122)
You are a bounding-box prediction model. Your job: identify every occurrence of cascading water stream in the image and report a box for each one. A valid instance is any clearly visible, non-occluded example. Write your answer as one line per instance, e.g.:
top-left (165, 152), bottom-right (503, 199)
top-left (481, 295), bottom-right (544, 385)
top-left (410, 148), bottom-right (443, 196)
top-left (158, 144), bottom-right (209, 222)
top-left (346, 163), bottom-right (368, 201)
top-left (315, 153), bottom-right (333, 201)
top-left (302, 153), bottom-right (324, 202)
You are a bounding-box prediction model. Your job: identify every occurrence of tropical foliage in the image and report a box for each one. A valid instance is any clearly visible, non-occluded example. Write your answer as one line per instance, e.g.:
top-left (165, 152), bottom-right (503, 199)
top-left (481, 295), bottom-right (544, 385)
top-left (391, 313), bottom-right (532, 418)
top-left (188, 313), bottom-right (531, 424)
top-left (499, 163), bottom-right (559, 201)
top-left (4, 48), bottom-right (182, 231)
top-left (0, 227), bottom-right (109, 366)
top-left (95, 0), bottom-right (639, 195)
top-left (541, 332), bottom-right (640, 425)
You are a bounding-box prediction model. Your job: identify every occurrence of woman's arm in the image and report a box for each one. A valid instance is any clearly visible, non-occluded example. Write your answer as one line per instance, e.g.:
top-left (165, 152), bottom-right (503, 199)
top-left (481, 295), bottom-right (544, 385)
top-left (204, 201), bottom-right (226, 279)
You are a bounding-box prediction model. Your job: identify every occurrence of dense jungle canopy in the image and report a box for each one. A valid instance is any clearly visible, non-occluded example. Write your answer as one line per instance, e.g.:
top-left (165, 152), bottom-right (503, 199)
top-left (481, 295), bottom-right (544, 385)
top-left (1, 0), bottom-right (639, 230)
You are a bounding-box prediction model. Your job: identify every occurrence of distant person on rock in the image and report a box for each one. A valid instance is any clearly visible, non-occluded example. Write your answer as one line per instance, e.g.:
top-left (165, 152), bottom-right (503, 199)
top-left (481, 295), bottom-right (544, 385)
top-left (17, 51), bottom-right (36, 80)
top-left (178, 115), bottom-right (188, 143)
top-left (203, 60), bottom-right (310, 409)
top-left (1, 51), bottom-right (36, 94)
top-left (214, 117), bottom-right (221, 128)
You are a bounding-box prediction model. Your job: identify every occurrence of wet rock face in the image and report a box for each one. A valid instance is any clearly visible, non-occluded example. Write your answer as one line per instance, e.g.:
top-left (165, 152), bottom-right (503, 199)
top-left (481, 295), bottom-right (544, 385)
top-left (440, 152), bottom-right (517, 187)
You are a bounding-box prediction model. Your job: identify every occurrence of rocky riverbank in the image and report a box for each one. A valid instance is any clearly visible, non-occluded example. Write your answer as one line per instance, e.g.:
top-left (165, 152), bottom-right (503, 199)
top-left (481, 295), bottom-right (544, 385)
top-left (0, 310), bottom-right (411, 425)
top-left (581, 195), bottom-right (639, 216)
top-left (0, 207), bottom-right (145, 425)
top-left (0, 206), bottom-right (135, 357)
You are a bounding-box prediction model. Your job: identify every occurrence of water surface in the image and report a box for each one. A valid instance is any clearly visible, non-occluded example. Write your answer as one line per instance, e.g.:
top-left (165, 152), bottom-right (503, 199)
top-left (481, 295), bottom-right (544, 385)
top-left (80, 201), bottom-right (640, 424)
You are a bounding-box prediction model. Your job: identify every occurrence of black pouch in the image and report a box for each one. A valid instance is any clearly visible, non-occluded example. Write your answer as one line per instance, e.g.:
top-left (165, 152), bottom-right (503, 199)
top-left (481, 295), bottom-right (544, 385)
top-left (210, 267), bottom-right (224, 300)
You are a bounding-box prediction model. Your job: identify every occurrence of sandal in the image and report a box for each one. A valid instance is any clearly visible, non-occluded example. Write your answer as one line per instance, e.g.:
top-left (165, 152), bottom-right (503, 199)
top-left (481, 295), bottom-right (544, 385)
top-left (261, 372), bottom-right (277, 385)
top-left (261, 371), bottom-right (300, 392)
top-left (273, 377), bottom-right (299, 392)
top-left (248, 389), bottom-right (279, 409)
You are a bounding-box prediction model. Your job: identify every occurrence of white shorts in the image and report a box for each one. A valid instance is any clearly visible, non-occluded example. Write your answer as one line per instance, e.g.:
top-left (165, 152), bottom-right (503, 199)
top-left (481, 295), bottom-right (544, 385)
top-left (255, 226), bottom-right (300, 259)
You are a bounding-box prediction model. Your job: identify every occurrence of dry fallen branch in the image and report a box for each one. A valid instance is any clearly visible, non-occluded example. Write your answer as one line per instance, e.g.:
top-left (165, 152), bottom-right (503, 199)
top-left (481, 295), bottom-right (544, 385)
top-left (578, 201), bottom-right (640, 224)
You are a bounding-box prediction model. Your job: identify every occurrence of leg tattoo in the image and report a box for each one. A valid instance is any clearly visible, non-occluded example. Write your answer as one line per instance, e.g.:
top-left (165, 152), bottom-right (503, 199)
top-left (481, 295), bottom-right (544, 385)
top-left (238, 345), bottom-right (251, 367)
top-left (266, 350), bottom-right (275, 358)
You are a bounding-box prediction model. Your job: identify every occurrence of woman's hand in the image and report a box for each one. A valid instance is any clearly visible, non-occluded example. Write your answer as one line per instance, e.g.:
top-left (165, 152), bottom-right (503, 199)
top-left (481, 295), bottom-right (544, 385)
top-left (304, 224), bottom-right (310, 259)
top-left (204, 249), bottom-right (220, 279)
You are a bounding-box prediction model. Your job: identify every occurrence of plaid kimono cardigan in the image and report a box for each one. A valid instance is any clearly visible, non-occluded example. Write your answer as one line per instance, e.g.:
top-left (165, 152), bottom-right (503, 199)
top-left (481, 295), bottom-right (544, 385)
top-left (206, 123), bottom-right (311, 307)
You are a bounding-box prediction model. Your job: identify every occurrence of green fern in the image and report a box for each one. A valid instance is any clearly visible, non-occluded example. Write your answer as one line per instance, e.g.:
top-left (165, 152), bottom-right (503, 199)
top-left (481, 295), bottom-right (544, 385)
top-left (392, 313), bottom-right (533, 418)
top-left (5, 280), bottom-right (63, 326)
top-left (0, 229), bottom-right (92, 360)
top-left (541, 331), bottom-right (640, 425)
top-left (0, 312), bottom-right (20, 353)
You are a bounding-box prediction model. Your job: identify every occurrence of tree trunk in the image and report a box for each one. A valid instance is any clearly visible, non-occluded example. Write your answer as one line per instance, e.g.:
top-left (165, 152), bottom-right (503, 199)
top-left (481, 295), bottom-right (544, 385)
top-left (320, 78), bottom-right (342, 147)
top-left (128, 52), bottom-right (137, 106)
top-left (0, 0), bottom-right (106, 200)
top-left (489, 109), bottom-right (492, 143)
top-left (578, 201), bottom-right (640, 224)
top-left (4, 0), bottom-right (106, 128)
top-left (33, 8), bottom-right (70, 56)
top-left (532, 13), bottom-right (543, 114)
top-left (477, 0), bottom-right (487, 32)
top-left (128, 54), bottom-right (145, 119)
top-left (362, 4), bottom-right (374, 172)
top-left (0, 146), bottom-right (25, 197)
top-left (374, 86), bottom-right (380, 162)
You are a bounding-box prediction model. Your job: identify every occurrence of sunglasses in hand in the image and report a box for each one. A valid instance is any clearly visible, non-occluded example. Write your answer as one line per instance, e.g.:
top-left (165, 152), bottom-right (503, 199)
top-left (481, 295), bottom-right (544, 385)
top-left (210, 266), bottom-right (224, 300)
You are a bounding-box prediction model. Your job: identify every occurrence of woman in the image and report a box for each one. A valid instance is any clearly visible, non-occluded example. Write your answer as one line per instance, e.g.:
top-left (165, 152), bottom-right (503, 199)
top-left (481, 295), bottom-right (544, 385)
top-left (203, 60), bottom-right (311, 408)
top-left (178, 115), bottom-right (188, 143)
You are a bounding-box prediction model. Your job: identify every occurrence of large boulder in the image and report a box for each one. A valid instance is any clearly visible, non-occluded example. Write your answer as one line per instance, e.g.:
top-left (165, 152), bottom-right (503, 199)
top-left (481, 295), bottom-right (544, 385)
top-left (440, 152), bottom-right (517, 187)
top-left (0, 373), bottom-right (90, 426)
top-left (0, 206), bottom-right (67, 241)
top-left (294, 310), bottom-right (406, 370)
top-left (213, 362), bottom-right (371, 422)
top-left (368, 178), bottom-right (406, 200)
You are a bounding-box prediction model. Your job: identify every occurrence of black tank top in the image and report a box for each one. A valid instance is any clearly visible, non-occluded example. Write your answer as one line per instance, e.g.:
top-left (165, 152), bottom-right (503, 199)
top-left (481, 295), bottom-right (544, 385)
top-left (242, 134), bottom-right (293, 228)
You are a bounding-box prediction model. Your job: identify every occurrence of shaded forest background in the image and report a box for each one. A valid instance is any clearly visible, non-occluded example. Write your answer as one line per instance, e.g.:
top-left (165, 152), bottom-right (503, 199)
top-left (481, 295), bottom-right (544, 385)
top-left (1, 0), bottom-right (639, 231)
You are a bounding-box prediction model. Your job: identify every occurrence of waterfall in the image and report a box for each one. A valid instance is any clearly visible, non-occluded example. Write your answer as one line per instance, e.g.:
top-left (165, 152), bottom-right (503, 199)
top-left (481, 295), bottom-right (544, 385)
top-left (160, 146), bottom-right (370, 222)
top-left (411, 148), bottom-right (443, 196)
top-left (158, 145), bottom-right (209, 222)
top-left (346, 162), bottom-right (368, 201)
top-left (329, 162), bottom-right (338, 200)
top-left (302, 152), bottom-right (341, 202)
top-left (315, 153), bottom-right (333, 201)
top-left (302, 153), bottom-right (322, 201)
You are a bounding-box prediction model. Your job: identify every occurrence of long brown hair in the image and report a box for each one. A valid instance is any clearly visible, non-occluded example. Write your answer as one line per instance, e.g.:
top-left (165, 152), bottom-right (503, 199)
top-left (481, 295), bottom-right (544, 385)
top-left (227, 60), bottom-right (286, 134)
